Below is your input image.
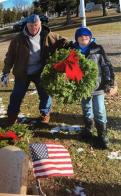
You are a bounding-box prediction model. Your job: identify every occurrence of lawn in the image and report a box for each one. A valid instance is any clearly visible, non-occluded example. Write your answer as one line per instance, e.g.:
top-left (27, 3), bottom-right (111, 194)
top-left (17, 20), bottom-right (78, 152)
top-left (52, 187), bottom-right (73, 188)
top-left (0, 17), bottom-right (121, 196)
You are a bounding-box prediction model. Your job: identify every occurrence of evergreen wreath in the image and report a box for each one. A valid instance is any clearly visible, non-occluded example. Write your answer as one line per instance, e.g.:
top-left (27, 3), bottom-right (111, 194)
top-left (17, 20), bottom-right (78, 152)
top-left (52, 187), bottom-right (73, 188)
top-left (41, 49), bottom-right (98, 104)
top-left (0, 124), bottom-right (32, 150)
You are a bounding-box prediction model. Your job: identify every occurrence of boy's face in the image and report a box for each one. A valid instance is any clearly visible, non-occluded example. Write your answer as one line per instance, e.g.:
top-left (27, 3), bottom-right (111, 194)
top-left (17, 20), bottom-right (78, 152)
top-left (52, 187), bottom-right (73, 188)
top-left (77, 35), bottom-right (91, 46)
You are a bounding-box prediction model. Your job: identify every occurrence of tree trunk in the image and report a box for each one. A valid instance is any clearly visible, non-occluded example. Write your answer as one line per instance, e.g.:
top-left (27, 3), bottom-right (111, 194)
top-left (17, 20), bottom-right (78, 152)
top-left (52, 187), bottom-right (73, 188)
top-left (57, 12), bottom-right (61, 17)
top-left (66, 7), bottom-right (71, 24)
top-left (76, 0), bottom-right (80, 17)
top-left (102, 1), bottom-right (108, 16)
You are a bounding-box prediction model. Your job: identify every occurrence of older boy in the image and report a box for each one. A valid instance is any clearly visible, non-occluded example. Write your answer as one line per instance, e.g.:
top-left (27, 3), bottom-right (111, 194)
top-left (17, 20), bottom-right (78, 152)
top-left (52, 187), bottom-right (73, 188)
top-left (1, 14), bottom-right (69, 126)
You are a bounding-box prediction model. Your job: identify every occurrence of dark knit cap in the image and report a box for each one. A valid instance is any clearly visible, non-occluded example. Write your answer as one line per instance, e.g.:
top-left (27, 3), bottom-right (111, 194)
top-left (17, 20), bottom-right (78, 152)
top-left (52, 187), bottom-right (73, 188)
top-left (75, 26), bottom-right (92, 41)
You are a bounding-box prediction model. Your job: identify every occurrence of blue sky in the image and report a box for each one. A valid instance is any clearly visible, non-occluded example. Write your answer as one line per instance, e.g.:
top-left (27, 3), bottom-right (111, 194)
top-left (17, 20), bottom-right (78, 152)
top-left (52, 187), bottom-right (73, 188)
top-left (0, 0), bottom-right (33, 9)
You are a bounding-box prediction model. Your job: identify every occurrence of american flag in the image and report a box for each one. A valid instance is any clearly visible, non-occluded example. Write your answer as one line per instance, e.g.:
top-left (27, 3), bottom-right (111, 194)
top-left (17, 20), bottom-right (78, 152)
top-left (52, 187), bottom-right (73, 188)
top-left (29, 143), bottom-right (74, 178)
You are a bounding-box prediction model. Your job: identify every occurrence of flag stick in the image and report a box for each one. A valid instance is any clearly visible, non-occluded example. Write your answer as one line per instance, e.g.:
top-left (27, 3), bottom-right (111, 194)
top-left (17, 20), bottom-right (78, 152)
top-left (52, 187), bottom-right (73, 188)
top-left (80, 0), bottom-right (86, 26)
top-left (36, 179), bottom-right (46, 196)
top-left (119, 0), bottom-right (121, 12)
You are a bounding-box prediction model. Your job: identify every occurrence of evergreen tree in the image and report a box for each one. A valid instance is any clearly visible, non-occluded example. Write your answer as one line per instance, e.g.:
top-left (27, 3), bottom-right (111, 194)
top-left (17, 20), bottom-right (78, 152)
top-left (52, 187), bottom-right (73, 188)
top-left (0, 4), bottom-right (3, 27)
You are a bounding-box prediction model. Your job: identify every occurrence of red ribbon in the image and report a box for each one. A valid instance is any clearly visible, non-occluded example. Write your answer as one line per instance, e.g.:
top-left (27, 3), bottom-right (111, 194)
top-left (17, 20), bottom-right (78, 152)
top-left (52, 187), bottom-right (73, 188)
top-left (53, 50), bottom-right (84, 82)
top-left (0, 130), bottom-right (19, 141)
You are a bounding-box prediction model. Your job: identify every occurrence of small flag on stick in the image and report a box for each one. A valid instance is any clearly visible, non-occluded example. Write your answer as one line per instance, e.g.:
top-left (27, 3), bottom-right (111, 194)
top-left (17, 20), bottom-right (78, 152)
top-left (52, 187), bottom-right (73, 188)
top-left (29, 143), bottom-right (74, 178)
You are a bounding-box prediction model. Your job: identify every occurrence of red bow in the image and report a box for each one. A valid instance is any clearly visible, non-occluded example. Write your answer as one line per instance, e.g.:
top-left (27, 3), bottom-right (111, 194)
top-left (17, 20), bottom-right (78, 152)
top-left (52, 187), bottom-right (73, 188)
top-left (53, 50), bottom-right (84, 82)
top-left (0, 130), bottom-right (19, 141)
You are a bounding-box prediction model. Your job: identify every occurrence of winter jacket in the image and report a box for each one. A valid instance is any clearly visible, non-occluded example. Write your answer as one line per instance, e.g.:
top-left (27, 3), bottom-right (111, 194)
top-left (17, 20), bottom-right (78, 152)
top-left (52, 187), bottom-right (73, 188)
top-left (3, 25), bottom-right (69, 79)
top-left (73, 41), bottom-right (115, 94)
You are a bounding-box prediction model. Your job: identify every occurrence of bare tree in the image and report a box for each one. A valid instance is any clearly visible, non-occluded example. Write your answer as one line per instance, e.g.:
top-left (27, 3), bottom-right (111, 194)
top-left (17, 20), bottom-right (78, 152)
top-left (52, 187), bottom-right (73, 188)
top-left (12, 0), bottom-right (30, 11)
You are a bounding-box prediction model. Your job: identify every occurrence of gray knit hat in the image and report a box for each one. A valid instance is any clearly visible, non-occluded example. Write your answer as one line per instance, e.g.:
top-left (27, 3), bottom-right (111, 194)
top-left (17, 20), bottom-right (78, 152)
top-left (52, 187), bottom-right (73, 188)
top-left (27, 14), bottom-right (40, 23)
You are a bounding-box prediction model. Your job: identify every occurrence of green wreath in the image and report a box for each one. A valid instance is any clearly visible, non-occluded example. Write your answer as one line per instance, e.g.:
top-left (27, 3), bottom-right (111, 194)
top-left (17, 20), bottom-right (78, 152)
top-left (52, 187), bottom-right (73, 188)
top-left (41, 48), bottom-right (98, 104)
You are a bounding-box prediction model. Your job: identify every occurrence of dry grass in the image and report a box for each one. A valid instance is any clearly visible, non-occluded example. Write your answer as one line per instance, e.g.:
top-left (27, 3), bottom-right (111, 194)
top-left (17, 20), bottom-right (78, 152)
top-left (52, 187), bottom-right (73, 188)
top-left (0, 15), bottom-right (121, 195)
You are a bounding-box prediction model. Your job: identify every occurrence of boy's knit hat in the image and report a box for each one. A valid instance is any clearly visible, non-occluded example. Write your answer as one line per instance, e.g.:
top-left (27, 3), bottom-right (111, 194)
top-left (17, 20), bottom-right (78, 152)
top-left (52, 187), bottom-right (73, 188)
top-left (27, 14), bottom-right (40, 23)
top-left (75, 26), bottom-right (92, 41)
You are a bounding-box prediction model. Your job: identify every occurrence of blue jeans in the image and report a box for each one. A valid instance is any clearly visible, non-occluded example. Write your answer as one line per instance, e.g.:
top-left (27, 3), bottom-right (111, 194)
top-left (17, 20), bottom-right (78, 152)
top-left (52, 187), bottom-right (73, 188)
top-left (7, 74), bottom-right (52, 115)
top-left (81, 94), bottom-right (107, 124)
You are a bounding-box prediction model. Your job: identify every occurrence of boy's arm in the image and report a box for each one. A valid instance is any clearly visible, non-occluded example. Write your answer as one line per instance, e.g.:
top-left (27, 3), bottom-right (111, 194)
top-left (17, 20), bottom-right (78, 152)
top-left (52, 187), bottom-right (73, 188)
top-left (100, 45), bottom-right (115, 87)
top-left (100, 46), bottom-right (117, 96)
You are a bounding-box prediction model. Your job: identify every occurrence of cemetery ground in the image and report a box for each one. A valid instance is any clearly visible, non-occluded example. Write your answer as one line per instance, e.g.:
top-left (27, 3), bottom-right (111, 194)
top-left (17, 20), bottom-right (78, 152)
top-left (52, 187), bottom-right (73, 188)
top-left (0, 15), bottom-right (121, 196)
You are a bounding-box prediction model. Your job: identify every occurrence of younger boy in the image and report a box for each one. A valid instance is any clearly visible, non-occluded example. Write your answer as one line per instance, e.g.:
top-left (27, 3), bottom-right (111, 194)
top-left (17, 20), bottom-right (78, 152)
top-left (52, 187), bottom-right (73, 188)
top-left (73, 26), bottom-right (117, 149)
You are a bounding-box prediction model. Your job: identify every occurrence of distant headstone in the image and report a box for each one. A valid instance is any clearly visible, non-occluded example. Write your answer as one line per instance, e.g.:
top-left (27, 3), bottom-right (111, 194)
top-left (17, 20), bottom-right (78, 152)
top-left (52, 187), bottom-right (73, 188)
top-left (0, 146), bottom-right (29, 194)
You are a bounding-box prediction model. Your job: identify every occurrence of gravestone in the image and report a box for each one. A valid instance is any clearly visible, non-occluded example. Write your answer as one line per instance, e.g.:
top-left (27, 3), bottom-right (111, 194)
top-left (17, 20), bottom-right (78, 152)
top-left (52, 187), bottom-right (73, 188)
top-left (0, 146), bottom-right (29, 194)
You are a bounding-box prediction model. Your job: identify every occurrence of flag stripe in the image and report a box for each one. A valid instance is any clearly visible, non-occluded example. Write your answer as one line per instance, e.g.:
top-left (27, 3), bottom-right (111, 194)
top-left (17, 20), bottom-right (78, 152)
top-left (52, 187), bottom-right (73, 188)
top-left (48, 149), bottom-right (68, 152)
top-left (33, 161), bottom-right (72, 167)
top-left (33, 158), bottom-right (72, 165)
top-left (35, 167), bottom-right (73, 173)
top-left (46, 144), bottom-right (65, 148)
top-left (49, 153), bottom-right (70, 157)
top-left (47, 146), bottom-right (66, 149)
top-left (35, 164), bottom-right (73, 170)
top-left (36, 173), bottom-right (73, 178)
top-left (34, 169), bottom-right (73, 177)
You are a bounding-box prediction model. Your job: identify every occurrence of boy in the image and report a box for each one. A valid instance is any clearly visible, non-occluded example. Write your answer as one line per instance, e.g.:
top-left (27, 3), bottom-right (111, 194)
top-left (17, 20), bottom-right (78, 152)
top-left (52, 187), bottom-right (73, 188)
top-left (73, 26), bottom-right (117, 149)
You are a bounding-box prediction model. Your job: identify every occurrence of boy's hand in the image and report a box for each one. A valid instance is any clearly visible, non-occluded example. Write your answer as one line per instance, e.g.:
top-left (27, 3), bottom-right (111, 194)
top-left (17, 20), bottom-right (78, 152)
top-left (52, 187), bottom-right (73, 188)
top-left (1, 73), bottom-right (9, 86)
